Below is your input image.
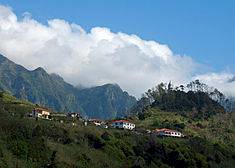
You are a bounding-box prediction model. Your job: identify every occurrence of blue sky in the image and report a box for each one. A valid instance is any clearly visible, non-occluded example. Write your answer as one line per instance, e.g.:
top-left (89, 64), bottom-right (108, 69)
top-left (1, 0), bottom-right (234, 72)
top-left (0, 0), bottom-right (235, 97)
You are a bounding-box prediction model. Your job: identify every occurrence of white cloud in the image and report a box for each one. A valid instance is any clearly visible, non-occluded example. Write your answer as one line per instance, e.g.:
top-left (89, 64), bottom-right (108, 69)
top-left (0, 5), bottom-right (233, 97)
top-left (195, 72), bottom-right (235, 97)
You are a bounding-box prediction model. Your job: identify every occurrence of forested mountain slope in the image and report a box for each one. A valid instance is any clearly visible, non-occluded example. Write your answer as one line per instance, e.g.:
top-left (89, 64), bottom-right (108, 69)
top-left (0, 54), bottom-right (136, 119)
top-left (0, 91), bottom-right (234, 168)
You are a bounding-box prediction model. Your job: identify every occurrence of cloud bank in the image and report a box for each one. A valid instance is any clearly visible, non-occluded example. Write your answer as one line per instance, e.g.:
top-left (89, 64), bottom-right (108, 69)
top-left (0, 5), bottom-right (234, 97)
top-left (195, 72), bottom-right (235, 98)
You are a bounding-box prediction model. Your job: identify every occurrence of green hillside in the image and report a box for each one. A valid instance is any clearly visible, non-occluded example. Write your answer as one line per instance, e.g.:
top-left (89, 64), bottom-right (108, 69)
top-left (134, 107), bottom-right (235, 146)
top-left (131, 82), bottom-right (235, 142)
top-left (0, 91), bottom-right (235, 168)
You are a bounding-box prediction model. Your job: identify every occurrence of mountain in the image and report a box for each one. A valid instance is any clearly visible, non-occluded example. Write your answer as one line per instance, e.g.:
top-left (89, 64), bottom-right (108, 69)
top-left (0, 54), bottom-right (136, 119)
top-left (76, 84), bottom-right (136, 119)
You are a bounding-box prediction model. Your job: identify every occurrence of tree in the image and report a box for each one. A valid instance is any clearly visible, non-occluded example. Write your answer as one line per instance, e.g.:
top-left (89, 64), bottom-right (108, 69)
top-left (179, 85), bottom-right (185, 92)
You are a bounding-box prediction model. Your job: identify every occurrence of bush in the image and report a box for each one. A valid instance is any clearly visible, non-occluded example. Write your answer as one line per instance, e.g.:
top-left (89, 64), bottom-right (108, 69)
top-left (86, 134), bottom-right (105, 149)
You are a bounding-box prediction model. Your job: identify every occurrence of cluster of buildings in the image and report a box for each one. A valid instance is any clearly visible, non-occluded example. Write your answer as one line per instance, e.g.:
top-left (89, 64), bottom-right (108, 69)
top-left (88, 119), bottom-right (136, 130)
top-left (29, 108), bottom-right (136, 130)
top-left (29, 108), bottom-right (82, 120)
top-left (29, 108), bottom-right (184, 138)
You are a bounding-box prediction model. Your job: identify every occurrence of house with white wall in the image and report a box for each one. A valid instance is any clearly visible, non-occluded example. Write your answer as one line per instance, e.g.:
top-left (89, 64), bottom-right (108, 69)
top-left (67, 112), bottom-right (81, 119)
top-left (88, 119), bottom-right (104, 126)
top-left (31, 108), bottom-right (51, 119)
top-left (111, 120), bottom-right (135, 130)
top-left (154, 128), bottom-right (184, 137)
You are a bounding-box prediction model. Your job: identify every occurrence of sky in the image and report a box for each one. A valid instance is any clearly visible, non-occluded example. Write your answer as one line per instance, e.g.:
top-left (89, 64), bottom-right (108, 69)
top-left (0, 0), bottom-right (234, 97)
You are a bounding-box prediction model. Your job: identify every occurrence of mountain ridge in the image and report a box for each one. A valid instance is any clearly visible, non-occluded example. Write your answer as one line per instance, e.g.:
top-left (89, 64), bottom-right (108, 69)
top-left (0, 54), bottom-right (136, 119)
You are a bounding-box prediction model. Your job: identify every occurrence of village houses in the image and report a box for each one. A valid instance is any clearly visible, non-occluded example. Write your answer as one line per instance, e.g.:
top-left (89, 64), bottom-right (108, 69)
top-left (29, 108), bottom-right (184, 137)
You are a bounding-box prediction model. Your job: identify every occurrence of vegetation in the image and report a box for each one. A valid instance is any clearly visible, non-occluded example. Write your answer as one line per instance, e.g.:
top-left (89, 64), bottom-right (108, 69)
top-left (0, 54), bottom-right (136, 119)
top-left (0, 90), bottom-right (235, 167)
top-left (131, 80), bottom-right (232, 120)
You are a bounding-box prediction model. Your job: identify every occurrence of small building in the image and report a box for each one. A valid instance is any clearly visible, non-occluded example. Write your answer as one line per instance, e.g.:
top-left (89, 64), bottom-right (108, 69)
top-left (31, 108), bottom-right (51, 119)
top-left (111, 120), bottom-right (135, 130)
top-left (67, 112), bottom-right (81, 119)
top-left (88, 119), bottom-right (104, 126)
top-left (154, 128), bottom-right (184, 138)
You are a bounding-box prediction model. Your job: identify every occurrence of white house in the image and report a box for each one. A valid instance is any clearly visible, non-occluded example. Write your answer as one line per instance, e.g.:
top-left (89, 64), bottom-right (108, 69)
top-left (88, 119), bottom-right (104, 126)
top-left (67, 112), bottom-right (81, 119)
top-left (154, 128), bottom-right (184, 138)
top-left (111, 120), bottom-right (135, 130)
top-left (31, 108), bottom-right (51, 119)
